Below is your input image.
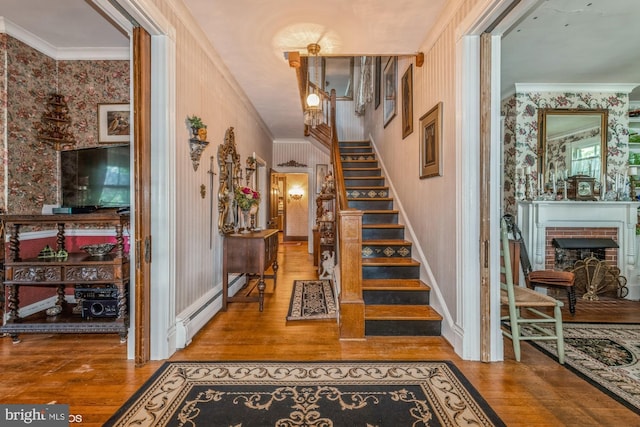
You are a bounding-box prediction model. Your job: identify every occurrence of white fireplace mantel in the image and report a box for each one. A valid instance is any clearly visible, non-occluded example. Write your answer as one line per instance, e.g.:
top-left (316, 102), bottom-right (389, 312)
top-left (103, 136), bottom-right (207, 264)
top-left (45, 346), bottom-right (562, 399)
top-left (517, 200), bottom-right (640, 300)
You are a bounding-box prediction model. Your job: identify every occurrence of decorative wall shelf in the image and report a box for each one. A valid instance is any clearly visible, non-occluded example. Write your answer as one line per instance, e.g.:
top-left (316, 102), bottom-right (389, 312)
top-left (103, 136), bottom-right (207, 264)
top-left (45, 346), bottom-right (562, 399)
top-left (39, 93), bottom-right (75, 151)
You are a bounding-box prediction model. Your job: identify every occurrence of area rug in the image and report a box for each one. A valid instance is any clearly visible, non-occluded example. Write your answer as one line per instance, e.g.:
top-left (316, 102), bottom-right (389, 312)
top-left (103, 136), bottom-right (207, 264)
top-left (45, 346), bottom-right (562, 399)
top-left (524, 323), bottom-right (640, 414)
top-left (286, 279), bottom-right (337, 321)
top-left (104, 361), bottom-right (505, 426)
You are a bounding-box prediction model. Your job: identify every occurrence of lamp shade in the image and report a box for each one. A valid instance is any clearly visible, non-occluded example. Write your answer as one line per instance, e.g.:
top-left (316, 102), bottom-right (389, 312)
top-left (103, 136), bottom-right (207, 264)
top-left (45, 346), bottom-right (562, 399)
top-left (306, 93), bottom-right (320, 108)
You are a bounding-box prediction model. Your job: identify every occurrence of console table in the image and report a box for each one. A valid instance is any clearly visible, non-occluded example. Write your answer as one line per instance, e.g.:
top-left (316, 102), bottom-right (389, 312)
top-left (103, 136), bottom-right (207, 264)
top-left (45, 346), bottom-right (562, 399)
top-left (1, 211), bottom-right (130, 342)
top-left (222, 229), bottom-right (278, 311)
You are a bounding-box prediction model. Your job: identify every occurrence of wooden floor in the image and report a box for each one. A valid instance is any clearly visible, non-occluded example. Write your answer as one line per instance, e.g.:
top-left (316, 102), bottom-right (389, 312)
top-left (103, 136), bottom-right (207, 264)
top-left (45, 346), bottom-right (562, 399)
top-left (2, 235), bottom-right (640, 426)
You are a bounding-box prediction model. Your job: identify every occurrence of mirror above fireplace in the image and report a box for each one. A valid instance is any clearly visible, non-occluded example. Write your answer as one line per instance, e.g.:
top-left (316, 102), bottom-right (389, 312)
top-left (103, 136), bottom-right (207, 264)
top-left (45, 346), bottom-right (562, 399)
top-left (538, 108), bottom-right (608, 182)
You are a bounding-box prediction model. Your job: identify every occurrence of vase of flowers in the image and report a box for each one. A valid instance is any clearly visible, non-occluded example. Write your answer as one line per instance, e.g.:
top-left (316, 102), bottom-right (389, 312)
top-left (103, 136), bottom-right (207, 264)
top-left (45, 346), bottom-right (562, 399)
top-left (235, 186), bottom-right (260, 233)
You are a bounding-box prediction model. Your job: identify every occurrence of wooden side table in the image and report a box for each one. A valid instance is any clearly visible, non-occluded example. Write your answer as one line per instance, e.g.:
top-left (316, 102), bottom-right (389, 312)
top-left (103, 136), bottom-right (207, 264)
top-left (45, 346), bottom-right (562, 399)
top-left (222, 229), bottom-right (279, 311)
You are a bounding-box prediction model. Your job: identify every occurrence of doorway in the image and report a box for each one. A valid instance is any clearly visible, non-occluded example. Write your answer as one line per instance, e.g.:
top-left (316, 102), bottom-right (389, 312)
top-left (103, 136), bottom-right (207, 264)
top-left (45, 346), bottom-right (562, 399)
top-left (271, 173), bottom-right (309, 241)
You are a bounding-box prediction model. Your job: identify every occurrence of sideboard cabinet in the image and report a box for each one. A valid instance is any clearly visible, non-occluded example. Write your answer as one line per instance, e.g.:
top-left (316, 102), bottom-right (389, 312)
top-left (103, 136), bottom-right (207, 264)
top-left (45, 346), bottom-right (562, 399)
top-left (1, 211), bottom-right (130, 342)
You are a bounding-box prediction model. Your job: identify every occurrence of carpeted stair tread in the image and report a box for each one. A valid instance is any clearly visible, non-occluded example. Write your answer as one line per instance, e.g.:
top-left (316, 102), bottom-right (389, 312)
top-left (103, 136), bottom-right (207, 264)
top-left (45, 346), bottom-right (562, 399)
top-left (361, 209), bottom-right (399, 214)
top-left (348, 197), bottom-right (393, 201)
top-left (362, 257), bottom-right (420, 267)
top-left (345, 186), bottom-right (389, 190)
top-left (363, 278), bottom-right (430, 291)
top-left (344, 176), bottom-right (385, 181)
top-left (343, 167), bottom-right (382, 172)
top-left (365, 305), bottom-right (442, 321)
top-left (363, 238), bottom-right (411, 245)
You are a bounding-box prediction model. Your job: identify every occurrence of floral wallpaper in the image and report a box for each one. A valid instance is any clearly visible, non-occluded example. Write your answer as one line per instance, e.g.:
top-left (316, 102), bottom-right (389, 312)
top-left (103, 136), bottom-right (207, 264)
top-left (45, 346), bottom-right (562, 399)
top-left (502, 90), bottom-right (630, 215)
top-left (0, 34), bottom-right (129, 214)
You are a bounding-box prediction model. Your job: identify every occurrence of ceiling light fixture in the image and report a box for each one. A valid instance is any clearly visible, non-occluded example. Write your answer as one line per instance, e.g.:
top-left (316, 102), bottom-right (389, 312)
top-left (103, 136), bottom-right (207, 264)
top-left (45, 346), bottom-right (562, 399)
top-left (304, 43), bottom-right (323, 127)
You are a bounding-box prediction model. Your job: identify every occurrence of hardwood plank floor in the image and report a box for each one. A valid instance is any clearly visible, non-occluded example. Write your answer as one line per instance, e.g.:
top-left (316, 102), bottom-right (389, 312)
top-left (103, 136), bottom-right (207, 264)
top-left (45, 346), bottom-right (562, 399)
top-left (1, 234), bottom-right (639, 426)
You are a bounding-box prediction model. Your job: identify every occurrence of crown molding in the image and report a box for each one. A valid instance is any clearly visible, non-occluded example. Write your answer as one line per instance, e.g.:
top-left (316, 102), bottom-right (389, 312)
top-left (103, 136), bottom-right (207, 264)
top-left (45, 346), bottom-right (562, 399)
top-left (515, 83), bottom-right (640, 94)
top-left (0, 17), bottom-right (129, 61)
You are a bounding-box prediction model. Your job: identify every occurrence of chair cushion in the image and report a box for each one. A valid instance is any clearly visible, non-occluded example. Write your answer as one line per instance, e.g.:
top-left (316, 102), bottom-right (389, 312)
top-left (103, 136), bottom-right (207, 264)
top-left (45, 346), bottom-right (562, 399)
top-left (528, 270), bottom-right (575, 287)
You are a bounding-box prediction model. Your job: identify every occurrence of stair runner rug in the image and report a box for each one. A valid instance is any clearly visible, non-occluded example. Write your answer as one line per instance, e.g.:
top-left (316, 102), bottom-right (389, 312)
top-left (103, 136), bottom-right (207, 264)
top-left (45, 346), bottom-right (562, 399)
top-left (286, 279), bottom-right (337, 321)
top-left (104, 361), bottom-right (505, 426)
top-left (523, 323), bottom-right (640, 414)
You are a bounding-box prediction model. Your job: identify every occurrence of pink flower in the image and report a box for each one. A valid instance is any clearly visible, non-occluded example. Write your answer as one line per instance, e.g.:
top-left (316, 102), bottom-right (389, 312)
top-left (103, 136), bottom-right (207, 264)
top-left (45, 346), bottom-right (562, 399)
top-left (242, 187), bottom-right (251, 194)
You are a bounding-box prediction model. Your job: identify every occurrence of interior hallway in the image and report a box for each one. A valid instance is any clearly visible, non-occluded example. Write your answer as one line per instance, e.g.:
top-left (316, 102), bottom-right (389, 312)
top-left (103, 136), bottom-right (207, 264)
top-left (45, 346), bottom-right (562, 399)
top-left (1, 235), bottom-right (639, 426)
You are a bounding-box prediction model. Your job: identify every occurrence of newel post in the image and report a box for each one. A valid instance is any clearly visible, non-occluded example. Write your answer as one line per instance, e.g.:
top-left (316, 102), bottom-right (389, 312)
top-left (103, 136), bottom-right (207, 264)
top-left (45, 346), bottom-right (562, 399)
top-left (338, 209), bottom-right (364, 339)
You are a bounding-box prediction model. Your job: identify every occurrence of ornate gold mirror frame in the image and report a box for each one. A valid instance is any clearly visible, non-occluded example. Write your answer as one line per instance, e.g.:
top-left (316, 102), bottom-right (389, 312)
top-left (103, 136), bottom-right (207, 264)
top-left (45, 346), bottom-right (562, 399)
top-left (538, 108), bottom-right (608, 182)
top-left (217, 127), bottom-right (242, 234)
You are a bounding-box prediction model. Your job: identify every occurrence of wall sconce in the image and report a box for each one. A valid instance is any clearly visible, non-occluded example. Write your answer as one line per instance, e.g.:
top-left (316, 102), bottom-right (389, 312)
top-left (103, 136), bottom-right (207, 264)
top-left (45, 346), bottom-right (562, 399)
top-left (288, 187), bottom-right (304, 202)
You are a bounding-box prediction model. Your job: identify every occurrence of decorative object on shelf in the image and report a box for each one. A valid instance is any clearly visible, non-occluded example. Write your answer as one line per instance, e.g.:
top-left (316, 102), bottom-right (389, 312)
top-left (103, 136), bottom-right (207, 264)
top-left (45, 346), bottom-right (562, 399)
top-left (277, 160), bottom-right (307, 167)
top-left (45, 305), bottom-right (63, 317)
top-left (186, 115), bottom-right (209, 171)
top-left (235, 186), bottom-right (260, 233)
top-left (39, 93), bottom-right (75, 150)
top-left (419, 101), bottom-right (443, 179)
top-left (81, 243), bottom-right (116, 257)
top-left (245, 155), bottom-right (256, 186)
top-left (98, 103), bottom-right (130, 144)
top-left (316, 164), bottom-right (328, 194)
top-left (567, 175), bottom-right (596, 201)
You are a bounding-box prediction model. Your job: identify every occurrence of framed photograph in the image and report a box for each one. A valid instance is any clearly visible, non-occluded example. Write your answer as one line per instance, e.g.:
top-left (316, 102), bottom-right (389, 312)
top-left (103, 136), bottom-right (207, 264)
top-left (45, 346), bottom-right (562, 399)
top-left (383, 56), bottom-right (397, 128)
top-left (401, 64), bottom-right (413, 139)
top-left (419, 102), bottom-right (443, 179)
top-left (316, 164), bottom-right (328, 194)
top-left (98, 103), bottom-right (130, 143)
top-left (374, 56), bottom-right (381, 110)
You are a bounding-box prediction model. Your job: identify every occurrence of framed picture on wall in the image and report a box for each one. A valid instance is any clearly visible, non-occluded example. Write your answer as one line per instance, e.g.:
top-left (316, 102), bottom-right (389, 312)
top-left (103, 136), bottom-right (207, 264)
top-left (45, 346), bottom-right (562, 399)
top-left (316, 164), bottom-right (328, 194)
top-left (98, 103), bottom-right (130, 144)
top-left (383, 56), bottom-right (397, 128)
top-left (401, 64), bottom-right (413, 139)
top-left (374, 56), bottom-right (381, 110)
top-left (419, 102), bottom-right (443, 179)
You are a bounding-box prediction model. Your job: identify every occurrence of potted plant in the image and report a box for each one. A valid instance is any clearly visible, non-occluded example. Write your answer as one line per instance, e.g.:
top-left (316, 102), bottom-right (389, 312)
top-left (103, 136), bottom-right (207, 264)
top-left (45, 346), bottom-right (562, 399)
top-left (187, 115), bottom-right (207, 141)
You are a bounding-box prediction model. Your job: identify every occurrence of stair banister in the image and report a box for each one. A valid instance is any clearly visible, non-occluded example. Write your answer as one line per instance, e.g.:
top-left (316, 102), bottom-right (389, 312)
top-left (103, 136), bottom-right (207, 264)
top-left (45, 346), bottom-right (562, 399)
top-left (328, 90), bottom-right (365, 340)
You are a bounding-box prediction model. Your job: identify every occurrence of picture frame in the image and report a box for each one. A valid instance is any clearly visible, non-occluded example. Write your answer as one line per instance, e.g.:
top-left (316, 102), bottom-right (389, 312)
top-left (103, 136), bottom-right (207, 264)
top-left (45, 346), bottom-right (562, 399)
top-left (98, 103), bottom-right (130, 144)
top-left (316, 164), bottom-right (328, 194)
top-left (419, 102), bottom-right (443, 179)
top-left (401, 64), bottom-right (413, 139)
top-left (374, 56), bottom-right (381, 110)
top-left (383, 56), bottom-right (397, 128)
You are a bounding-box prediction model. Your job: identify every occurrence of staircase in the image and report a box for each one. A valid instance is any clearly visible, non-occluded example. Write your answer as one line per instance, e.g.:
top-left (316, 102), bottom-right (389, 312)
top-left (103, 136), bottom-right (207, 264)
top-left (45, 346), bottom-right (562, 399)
top-left (339, 140), bottom-right (442, 336)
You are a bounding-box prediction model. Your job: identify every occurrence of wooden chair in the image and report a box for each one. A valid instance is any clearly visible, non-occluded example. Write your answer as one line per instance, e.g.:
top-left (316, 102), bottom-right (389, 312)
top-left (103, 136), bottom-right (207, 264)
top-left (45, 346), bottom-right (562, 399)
top-left (500, 218), bottom-right (565, 364)
top-left (503, 214), bottom-right (576, 315)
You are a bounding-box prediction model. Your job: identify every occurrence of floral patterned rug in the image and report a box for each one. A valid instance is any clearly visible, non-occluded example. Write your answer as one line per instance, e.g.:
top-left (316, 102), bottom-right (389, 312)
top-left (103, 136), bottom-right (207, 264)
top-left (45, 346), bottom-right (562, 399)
top-left (104, 361), bottom-right (505, 427)
top-left (286, 279), bottom-right (337, 321)
top-left (524, 323), bottom-right (640, 414)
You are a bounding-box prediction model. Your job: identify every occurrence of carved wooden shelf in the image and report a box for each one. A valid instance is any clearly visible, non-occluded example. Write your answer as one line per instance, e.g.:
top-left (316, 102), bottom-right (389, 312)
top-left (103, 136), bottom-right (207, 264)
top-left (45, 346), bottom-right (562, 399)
top-left (0, 211), bottom-right (130, 342)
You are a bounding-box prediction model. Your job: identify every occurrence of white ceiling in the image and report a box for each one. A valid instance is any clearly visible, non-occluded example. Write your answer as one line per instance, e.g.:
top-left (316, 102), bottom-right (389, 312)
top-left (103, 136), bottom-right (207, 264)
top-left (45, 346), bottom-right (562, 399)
top-left (1, 0), bottom-right (638, 140)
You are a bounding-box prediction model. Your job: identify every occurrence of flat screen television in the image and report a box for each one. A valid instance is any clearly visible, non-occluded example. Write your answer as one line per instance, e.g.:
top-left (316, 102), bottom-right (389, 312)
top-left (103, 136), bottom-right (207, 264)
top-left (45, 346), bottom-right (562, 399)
top-left (60, 145), bottom-right (130, 209)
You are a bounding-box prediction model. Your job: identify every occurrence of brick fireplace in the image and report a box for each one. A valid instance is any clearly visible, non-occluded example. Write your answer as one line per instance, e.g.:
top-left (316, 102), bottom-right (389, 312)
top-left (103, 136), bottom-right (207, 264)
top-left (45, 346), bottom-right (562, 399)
top-left (517, 201), bottom-right (640, 300)
top-left (545, 227), bottom-right (618, 270)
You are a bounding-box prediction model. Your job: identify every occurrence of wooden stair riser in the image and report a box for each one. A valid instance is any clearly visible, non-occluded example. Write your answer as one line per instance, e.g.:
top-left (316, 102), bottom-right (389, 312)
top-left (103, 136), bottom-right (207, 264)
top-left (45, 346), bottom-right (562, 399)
top-left (348, 199), bottom-right (393, 210)
top-left (346, 188), bottom-right (389, 199)
top-left (362, 227), bottom-right (405, 240)
top-left (362, 243), bottom-right (411, 258)
top-left (345, 177), bottom-right (386, 187)
top-left (341, 160), bottom-right (378, 169)
top-left (362, 264), bottom-right (420, 279)
top-left (363, 289), bottom-right (430, 305)
top-left (362, 212), bottom-right (398, 224)
top-left (365, 319), bottom-right (442, 336)
top-left (342, 169), bottom-right (382, 178)
top-left (341, 154), bottom-right (375, 161)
